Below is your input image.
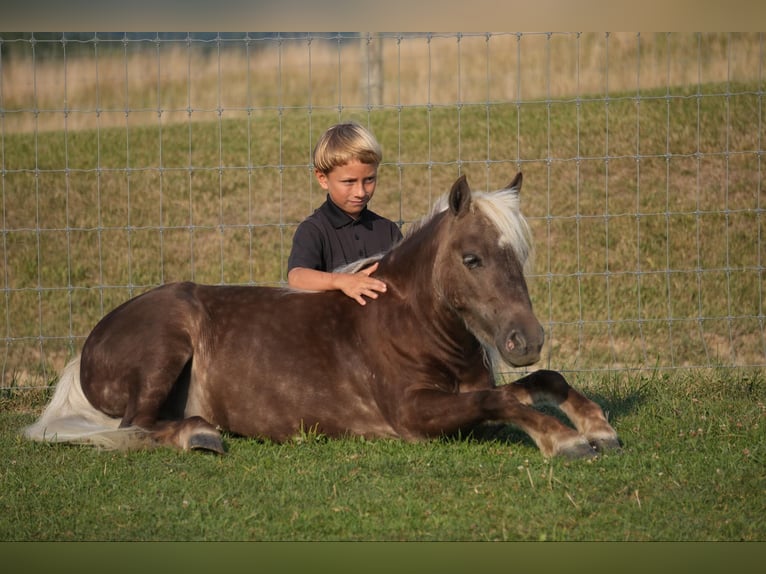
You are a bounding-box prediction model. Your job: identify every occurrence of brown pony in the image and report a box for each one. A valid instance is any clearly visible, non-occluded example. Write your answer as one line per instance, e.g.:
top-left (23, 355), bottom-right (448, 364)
top-left (23, 173), bottom-right (620, 458)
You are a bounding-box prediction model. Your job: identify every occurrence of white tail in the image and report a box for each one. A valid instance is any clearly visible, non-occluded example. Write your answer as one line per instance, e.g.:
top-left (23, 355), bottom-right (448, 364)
top-left (22, 356), bottom-right (152, 450)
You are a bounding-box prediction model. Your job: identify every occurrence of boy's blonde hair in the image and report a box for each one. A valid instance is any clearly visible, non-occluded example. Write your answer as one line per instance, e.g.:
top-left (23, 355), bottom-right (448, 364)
top-left (312, 122), bottom-right (382, 174)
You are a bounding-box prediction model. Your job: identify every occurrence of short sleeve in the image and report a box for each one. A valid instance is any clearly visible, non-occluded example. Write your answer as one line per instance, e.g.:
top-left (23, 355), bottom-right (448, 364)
top-left (287, 220), bottom-right (326, 272)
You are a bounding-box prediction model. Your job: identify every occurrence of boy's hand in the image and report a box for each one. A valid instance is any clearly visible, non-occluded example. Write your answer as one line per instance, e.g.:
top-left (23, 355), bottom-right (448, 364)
top-left (337, 262), bottom-right (388, 305)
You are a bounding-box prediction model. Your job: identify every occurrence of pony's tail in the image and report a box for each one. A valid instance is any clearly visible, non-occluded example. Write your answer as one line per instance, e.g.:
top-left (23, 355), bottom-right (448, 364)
top-left (22, 356), bottom-right (153, 450)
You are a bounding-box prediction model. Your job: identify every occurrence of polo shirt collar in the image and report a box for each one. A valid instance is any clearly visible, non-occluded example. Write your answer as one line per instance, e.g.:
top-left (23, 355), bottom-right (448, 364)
top-left (323, 195), bottom-right (374, 230)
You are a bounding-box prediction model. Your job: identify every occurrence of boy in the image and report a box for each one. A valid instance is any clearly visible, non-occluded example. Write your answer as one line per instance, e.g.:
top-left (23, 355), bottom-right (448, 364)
top-left (287, 122), bottom-right (403, 305)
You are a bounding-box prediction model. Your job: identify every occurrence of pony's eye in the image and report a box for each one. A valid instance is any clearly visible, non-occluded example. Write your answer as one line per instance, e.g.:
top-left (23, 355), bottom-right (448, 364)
top-left (462, 253), bottom-right (482, 269)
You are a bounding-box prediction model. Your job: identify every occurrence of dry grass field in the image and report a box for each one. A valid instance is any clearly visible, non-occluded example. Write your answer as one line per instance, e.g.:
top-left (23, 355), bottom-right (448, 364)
top-left (2, 32), bottom-right (762, 133)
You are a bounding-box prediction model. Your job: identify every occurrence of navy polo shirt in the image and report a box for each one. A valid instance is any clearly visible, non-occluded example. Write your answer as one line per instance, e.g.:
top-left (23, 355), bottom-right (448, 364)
top-left (288, 195), bottom-right (403, 272)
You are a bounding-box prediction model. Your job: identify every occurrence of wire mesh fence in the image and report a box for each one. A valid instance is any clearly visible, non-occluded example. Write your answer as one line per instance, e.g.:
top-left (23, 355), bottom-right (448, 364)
top-left (1, 32), bottom-right (764, 388)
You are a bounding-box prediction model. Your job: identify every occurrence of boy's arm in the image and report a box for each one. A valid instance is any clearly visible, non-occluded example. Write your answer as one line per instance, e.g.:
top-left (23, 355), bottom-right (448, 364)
top-left (287, 263), bottom-right (387, 306)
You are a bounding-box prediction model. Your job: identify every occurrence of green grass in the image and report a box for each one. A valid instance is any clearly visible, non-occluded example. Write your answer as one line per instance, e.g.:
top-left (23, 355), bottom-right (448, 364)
top-left (1, 368), bottom-right (764, 541)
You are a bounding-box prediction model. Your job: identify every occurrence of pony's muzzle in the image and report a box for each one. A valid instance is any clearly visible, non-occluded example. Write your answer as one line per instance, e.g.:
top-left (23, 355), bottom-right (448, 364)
top-left (503, 322), bottom-right (544, 366)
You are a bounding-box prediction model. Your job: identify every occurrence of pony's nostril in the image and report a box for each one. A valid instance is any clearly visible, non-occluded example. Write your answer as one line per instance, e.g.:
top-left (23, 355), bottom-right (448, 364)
top-left (507, 330), bottom-right (526, 354)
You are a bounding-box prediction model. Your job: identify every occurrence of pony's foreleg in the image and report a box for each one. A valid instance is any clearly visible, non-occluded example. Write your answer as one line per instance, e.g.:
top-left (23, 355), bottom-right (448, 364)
top-left (489, 390), bottom-right (598, 458)
top-left (403, 387), bottom-right (598, 458)
top-left (508, 370), bottom-right (622, 452)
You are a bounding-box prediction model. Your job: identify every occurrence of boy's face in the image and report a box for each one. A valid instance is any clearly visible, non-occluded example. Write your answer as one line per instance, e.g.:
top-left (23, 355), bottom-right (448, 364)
top-left (316, 160), bottom-right (378, 219)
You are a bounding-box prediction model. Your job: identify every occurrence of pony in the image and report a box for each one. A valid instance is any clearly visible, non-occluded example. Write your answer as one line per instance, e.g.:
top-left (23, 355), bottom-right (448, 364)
top-left (23, 173), bottom-right (620, 458)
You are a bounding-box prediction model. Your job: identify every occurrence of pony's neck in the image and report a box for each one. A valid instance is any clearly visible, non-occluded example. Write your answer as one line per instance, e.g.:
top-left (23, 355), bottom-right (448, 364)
top-left (377, 213), bottom-right (444, 295)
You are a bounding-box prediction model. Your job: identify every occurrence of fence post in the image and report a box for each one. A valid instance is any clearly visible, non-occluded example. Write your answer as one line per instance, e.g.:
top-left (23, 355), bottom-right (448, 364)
top-left (361, 32), bottom-right (383, 107)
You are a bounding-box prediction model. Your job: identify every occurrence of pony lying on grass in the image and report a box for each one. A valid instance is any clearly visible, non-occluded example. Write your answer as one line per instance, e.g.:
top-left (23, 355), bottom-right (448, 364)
top-left (24, 173), bottom-right (620, 458)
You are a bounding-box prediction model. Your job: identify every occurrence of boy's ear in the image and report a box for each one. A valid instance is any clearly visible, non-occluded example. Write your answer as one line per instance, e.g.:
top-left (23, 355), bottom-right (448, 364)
top-left (315, 169), bottom-right (330, 189)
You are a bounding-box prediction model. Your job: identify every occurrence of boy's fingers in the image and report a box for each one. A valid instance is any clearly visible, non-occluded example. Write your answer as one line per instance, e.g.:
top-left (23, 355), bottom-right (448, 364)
top-left (355, 273), bottom-right (386, 292)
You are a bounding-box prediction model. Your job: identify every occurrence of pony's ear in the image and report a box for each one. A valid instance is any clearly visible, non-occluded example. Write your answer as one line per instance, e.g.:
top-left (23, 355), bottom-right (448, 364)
top-left (506, 172), bottom-right (523, 193)
top-left (448, 175), bottom-right (471, 216)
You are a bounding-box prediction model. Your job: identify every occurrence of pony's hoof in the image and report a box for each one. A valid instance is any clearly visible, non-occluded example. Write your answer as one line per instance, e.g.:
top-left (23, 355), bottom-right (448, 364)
top-left (558, 442), bottom-right (598, 460)
top-left (590, 436), bottom-right (623, 453)
top-left (188, 433), bottom-right (225, 454)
